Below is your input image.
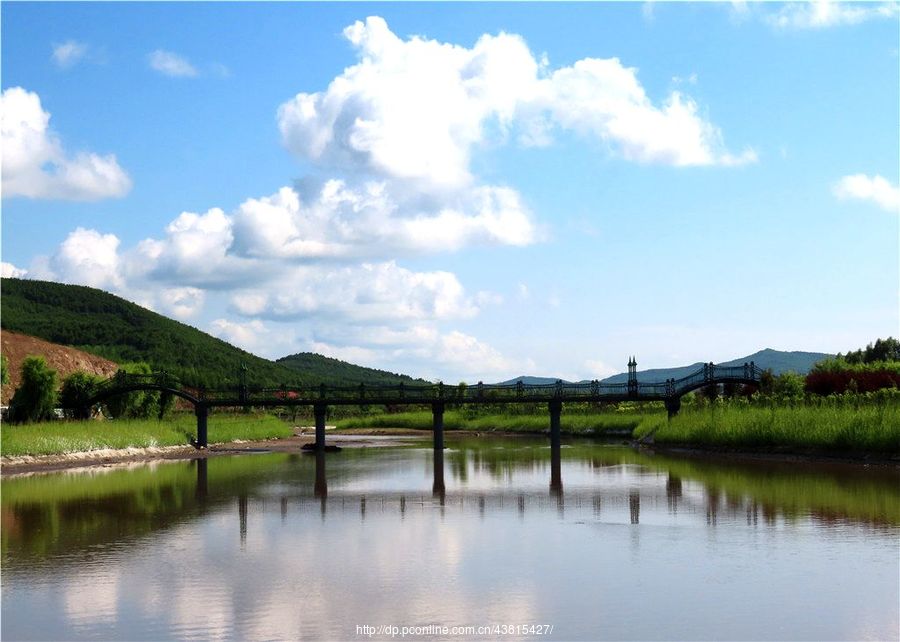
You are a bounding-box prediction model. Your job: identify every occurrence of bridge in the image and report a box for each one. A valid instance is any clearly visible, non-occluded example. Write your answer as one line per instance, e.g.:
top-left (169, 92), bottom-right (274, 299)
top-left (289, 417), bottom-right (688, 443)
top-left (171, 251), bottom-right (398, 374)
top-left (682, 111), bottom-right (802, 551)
top-left (80, 359), bottom-right (763, 451)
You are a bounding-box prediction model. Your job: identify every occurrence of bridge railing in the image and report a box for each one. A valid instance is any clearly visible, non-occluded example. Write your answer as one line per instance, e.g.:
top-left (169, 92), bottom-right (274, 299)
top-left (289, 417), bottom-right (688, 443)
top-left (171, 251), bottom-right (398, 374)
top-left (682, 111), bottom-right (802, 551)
top-left (87, 362), bottom-right (763, 406)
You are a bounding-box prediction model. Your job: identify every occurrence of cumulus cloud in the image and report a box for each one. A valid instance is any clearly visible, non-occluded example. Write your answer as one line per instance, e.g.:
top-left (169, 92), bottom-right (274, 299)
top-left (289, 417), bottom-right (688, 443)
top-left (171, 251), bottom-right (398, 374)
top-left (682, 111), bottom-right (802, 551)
top-left (1, 262), bottom-right (28, 278)
top-left (148, 50), bottom-right (198, 77)
top-left (310, 325), bottom-right (533, 380)
top-left (278, 16), bottom-right (753, 184)
top-left (31, 211), bottom-right (527, 378)
top-left (230, 181), bottom-right (535, 261)
top-left (833, 174), bottom-right (900, 213)
top-left (50, 227), bottom-right (123, 290)
top-left (584, 359), bottom-right (617, 380)
top-left (767, 1), bottom-right (899, 29)
top-left (158, 287), bottom-right (206, 319)
top-left (228, 261), bottom-right (478, 324)
top-left (132, 207), bottom-right (265, 288)
top-left (209, 319), bottom-right (279, 354)
top-left (52, 40), bottom-right (89, 68)
top-left (1, 87), bottom-right (132, 201)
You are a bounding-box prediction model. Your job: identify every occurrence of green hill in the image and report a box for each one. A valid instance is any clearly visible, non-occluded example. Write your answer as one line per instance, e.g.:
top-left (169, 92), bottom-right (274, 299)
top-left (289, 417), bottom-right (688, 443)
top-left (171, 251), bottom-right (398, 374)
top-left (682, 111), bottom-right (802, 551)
top-left (0, 278), bottom-right (422, 388)
top-left (276, 353), bottom-right (425, 386)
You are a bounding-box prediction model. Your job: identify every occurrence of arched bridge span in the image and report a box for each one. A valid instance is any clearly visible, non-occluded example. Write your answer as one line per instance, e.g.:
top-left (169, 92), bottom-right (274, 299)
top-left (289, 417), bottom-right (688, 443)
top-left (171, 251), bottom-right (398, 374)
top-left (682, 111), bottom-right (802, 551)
top-left (76, 361), bottom-right (762, 451)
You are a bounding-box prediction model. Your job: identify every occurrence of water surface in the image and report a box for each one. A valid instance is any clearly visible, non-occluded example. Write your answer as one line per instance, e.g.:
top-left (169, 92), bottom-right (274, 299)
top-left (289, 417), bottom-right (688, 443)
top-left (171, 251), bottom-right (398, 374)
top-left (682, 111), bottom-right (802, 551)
top-left (3, 437), bottom-right (898, 640)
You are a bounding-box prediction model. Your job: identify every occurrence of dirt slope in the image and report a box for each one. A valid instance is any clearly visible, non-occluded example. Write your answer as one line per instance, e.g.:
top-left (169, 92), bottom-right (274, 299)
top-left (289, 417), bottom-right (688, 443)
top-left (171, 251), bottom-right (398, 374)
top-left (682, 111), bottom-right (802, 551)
top-left (1, 331), bottom-right (119, 404)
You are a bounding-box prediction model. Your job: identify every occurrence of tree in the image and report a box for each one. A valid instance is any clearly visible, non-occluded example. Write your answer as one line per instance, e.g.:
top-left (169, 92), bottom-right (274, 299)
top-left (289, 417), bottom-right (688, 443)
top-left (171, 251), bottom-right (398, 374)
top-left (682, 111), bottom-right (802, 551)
top-left (773, 372), bottom-right (805, 399)
top-left (104, 362), bottom-right (161, 420)
top-left (841, 337), bottom-right (900, 364)
top-left (1, 353), bottom-right (9, 386)
top-left (60, 371), bottom-right (102, 419)
top-left (8, 356), bottom-right (58, 423)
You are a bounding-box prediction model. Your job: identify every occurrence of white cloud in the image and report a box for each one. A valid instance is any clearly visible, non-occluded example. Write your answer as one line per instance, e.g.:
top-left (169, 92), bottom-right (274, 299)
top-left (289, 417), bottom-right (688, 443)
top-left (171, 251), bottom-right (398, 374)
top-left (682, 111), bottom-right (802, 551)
top-left (158, 287), bottom-right (205, 319)
top-left (1, 87), bottom-right (132, 201)
top-left (584, 359), bottom-right (618, 380)
top-left (517, 283), bottom-right (530, 301)
top-left (209, 319), bottom-right (272, 353)
top-left (278, 16), bottom-right (753, 183)
top-left (309, 325), bottom-right (533, 381)
top-left (50, 228), bottom-right (123, 290)
top-left (767, 1), bottom-right (899, 29)
top-left (833, 174), bottom-right (900, 213)
top-left (436, 330), bottom-right (528, 378)
top-left (229, 181), bottom-right (536, 261)
top-left (1, 262), bottom-right (28, 278)
top-left (228, 261), bottom-right (478, 324)
top-left (148, 50), bottom-right (198, 77)
top-left (52, 40), bottom-right (89, 69)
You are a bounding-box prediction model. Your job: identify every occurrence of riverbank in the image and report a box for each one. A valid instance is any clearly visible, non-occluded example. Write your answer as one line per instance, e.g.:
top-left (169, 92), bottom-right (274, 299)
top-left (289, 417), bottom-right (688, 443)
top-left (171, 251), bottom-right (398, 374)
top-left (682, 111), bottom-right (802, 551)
top-left (4, 401), bottom-right (898, 474)
top-left (0, 431), bottom-right (433, 475)
top-left (0, 414), bottom-right (293, 458)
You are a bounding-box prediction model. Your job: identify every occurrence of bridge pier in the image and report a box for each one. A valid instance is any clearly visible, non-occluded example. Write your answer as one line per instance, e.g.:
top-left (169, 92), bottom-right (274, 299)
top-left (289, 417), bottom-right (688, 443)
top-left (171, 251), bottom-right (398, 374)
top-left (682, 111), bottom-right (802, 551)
top-left (550, 441), bottom-right (563, 497)
top-left (665, 396), bottom-right (682, 419)
top-left (433, 446), bottom-right (445, 500)
top-left (314, 449), bottom-right (327, 498)
top-left (549, 399), bottom-right (562, 449)
top-left (195, 457), bottom-right (208, 501)
top-left (314, 403), bottom-right (327, 451)
top-left (432, 402), bottom-right (445, 451)
top-left (195, 404), bottom-right (208, 449)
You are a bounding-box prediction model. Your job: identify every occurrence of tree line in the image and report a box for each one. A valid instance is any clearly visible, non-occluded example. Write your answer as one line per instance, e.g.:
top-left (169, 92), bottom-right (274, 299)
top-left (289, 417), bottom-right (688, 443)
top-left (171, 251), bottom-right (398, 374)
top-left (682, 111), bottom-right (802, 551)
top-left (4, 357), bottom-right (175, 423)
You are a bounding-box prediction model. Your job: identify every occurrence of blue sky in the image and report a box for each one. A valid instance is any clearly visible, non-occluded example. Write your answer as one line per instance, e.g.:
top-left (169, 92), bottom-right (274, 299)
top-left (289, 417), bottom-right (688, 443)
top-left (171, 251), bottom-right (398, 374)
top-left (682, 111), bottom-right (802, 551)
top-left (2, 2), bottom-right (898, 382)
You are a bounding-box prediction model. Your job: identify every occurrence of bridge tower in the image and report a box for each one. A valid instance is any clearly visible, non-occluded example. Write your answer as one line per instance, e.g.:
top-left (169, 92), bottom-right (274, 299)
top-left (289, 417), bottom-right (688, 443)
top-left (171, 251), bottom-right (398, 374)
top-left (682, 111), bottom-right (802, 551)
top-left (627, 356), bottom-right (638, 396)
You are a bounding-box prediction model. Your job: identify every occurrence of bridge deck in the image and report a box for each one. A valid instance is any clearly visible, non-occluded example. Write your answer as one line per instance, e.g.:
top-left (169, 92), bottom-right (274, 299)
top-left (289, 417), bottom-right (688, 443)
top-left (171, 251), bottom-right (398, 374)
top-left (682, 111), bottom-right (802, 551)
top-left (88, 363), bottom-right (762, 408)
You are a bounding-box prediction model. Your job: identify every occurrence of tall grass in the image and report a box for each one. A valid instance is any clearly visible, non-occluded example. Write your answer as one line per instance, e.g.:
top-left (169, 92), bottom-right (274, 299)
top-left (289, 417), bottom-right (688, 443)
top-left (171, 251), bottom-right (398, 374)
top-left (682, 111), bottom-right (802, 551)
top-left (1, 414), bottom-right (292, 457)
top-left (634, 404), bottom-right (900, 453)
top-left (336, 409), bottom-right (660, 434)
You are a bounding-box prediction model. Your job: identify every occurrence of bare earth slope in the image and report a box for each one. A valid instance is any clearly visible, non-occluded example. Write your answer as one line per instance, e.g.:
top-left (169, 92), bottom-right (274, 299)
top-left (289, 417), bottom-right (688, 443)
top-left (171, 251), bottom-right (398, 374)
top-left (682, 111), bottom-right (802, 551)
top-left (1, 331), bottom-right (119, 403)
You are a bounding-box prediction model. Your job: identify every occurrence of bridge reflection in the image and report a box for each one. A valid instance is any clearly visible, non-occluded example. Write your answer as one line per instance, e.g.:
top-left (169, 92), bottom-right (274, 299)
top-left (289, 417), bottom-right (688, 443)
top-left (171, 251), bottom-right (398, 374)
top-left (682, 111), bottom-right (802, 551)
top-left (214, 445), bottom-right (668, 535)
top-left (4, 443), bottom-right (897, 572)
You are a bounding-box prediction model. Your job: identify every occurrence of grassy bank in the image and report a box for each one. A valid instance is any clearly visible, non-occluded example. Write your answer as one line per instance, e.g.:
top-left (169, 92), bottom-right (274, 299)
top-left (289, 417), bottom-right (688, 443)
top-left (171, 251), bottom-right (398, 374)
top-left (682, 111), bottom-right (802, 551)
top-left (337, 401), bottom-right (900, 455)
top-left (633, 404), bottom-right (900, 453)
top-left (336, 409), bottom-right (662, 435)
top-left (0, 413), bottom-right (292, 457)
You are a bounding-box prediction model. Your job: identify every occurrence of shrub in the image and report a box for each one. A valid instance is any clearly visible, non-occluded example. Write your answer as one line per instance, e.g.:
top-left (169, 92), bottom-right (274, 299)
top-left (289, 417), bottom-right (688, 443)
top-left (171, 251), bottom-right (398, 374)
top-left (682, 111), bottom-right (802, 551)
top-left (8, 356), bottom-right (58, 423)
top-left (59, 371), bottom-right (102, 419)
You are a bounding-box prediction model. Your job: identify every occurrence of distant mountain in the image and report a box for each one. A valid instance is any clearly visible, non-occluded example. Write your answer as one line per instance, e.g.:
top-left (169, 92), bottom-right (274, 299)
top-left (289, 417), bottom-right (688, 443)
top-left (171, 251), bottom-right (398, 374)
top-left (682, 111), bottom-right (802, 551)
top-left (599, 348), bottom-right (833, 384)
top-left (0, 278), bottom-right (422, 388)
top-left (276, 353), bottom-right (428, 386)
top-left (495, 375), bottom-right (572, 386)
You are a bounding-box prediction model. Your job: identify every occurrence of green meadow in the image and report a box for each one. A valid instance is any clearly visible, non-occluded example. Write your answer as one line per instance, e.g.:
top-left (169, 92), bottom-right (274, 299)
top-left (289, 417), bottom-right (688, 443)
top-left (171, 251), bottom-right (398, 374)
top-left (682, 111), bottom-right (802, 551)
top-left (1, 414), bottom-right (291, 457)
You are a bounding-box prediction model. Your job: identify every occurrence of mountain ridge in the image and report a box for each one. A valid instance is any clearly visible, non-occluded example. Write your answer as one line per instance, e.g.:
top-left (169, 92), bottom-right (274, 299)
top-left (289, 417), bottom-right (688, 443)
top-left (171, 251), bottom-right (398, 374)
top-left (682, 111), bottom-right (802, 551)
top-left (496, 348), bottom-right (833, 386)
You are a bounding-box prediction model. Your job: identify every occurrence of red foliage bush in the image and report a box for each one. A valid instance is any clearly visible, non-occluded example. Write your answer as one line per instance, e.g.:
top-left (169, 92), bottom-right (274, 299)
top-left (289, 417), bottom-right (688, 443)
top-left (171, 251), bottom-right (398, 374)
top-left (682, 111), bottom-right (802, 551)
top-left (805, 369), bottom-right (900, 396)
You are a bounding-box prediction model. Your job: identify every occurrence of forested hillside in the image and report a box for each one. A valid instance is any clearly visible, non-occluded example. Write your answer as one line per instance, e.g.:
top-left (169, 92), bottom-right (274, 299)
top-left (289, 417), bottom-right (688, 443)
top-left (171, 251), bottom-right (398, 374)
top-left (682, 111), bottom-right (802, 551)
top-left (277, 353), bottom-right (427, 385)
top-left (1, 278), bottom-right (421, 388)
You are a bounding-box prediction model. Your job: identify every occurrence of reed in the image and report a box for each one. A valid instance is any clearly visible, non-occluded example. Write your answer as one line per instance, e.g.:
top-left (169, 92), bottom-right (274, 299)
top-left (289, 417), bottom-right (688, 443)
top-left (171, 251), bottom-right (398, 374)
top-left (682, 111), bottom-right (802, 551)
top-left (634, 404), bottom-right (900, 453)
top-left (336, 409), bottom-right (657, 434)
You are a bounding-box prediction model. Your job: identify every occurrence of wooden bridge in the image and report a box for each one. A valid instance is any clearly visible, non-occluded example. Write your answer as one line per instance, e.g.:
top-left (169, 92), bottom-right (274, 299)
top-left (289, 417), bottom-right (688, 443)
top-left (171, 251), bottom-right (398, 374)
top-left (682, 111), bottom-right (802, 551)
top-left (80, 360), bottom-right (763, 450)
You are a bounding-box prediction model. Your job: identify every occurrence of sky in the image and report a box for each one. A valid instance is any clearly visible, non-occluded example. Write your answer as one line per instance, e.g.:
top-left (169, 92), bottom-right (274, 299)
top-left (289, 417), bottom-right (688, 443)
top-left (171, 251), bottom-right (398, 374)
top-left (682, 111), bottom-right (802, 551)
top-left (2, 1), bottom-right (898, 383)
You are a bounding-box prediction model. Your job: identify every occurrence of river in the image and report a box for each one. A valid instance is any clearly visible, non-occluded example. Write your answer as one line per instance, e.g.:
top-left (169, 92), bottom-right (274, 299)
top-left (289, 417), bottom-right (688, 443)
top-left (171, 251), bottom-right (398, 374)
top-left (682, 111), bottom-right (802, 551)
top-left (2, 436), bottom-right (898, 640)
